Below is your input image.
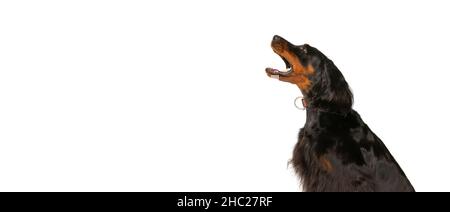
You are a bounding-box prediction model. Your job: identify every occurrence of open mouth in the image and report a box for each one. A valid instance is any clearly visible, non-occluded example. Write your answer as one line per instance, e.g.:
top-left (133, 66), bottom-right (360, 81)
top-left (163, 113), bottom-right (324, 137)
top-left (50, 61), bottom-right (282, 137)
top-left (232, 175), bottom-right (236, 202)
top-left (266, 35), bottom-right (293, 78)
top-left (265, 57), bottom-right (292, 77)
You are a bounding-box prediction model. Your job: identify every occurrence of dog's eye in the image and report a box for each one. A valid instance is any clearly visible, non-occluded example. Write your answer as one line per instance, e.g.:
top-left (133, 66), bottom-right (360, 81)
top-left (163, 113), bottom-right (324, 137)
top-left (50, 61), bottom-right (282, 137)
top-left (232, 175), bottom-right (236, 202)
top-left (300, 46), bottom-right (308, 54)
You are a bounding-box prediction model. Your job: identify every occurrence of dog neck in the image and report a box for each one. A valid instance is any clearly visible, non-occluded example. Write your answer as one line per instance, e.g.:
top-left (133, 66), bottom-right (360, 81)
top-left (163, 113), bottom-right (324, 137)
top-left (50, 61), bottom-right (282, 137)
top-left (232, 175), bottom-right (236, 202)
top-left (302, 98), bottom-right (350, 117)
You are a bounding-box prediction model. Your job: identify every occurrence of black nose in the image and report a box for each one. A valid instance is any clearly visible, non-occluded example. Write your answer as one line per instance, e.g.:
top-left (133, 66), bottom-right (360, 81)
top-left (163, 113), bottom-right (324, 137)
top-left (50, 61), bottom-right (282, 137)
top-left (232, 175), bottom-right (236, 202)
top-left (273, 35), bottom-right (282, 41)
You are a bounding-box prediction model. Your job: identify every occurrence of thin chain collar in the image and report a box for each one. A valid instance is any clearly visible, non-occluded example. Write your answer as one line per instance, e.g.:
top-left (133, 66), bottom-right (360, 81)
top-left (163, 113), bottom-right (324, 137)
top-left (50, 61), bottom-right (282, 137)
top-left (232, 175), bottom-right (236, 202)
top-left (294, 96), bottom-right (349, 117)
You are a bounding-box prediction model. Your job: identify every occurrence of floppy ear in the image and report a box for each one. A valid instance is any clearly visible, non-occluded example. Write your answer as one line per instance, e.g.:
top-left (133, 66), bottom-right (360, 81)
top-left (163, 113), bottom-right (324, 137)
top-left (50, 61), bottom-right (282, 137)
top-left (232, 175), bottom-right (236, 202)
top-left (311, 59), bottom-right (353, 111)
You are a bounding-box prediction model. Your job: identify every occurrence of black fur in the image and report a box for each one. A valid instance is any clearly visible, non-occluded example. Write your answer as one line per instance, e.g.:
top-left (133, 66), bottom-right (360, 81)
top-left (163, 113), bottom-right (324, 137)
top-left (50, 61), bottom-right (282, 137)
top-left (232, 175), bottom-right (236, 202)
top-left (268, 35), bottom-right (415, 192)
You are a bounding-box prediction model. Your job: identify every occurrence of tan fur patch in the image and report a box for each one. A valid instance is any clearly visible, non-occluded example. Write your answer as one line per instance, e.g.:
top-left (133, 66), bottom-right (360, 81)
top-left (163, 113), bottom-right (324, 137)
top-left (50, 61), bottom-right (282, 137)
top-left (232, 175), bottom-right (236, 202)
top-left (319, 156), bottom-right (333, 173)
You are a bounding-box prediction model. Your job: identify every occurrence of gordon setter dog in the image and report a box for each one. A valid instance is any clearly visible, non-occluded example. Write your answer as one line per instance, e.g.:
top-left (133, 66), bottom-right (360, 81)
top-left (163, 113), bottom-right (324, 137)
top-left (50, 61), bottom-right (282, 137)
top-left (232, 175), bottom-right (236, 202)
top-left (266, 35), bottom-right (414, 192)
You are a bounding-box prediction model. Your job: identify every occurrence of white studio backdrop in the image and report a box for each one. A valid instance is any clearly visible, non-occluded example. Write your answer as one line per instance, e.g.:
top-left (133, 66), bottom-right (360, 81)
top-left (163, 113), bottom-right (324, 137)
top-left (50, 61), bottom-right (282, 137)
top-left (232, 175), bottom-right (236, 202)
top-left (1, 0), bottom-right (449, 191)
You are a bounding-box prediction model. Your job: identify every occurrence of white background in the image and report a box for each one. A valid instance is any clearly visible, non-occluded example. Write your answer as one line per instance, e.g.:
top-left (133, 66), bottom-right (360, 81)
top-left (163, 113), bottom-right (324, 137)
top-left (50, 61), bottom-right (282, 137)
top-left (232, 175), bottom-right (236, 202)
top-left (1, 0), bottom-right (449, 191)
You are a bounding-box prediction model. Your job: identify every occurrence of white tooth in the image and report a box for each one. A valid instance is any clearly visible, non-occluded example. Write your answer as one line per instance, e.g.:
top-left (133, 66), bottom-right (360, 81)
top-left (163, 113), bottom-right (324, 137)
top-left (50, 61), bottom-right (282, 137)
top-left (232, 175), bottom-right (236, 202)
top-left (270, 75), bottom-right (279, 79)
top-left (286, 67), bottom-right (291, 72)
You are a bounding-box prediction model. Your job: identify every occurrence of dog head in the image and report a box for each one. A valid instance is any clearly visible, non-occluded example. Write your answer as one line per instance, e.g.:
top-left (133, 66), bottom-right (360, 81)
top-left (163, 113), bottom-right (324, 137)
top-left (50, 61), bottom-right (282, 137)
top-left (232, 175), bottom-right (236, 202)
top-left (266, 35), bottom-right (353, 112)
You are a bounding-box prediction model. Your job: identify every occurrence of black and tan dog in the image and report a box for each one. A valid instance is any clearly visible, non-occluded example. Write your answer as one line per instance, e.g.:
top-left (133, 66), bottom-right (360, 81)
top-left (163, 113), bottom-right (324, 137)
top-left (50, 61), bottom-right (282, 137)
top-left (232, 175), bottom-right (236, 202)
top-left (266, 35), bottom-right (414, 192)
